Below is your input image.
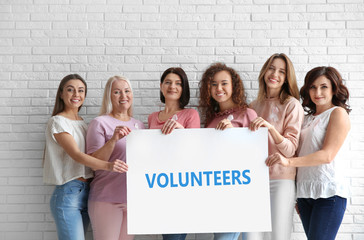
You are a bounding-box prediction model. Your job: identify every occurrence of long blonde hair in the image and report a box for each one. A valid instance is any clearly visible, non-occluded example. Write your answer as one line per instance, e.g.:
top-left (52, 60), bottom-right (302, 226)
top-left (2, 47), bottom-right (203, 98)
top-left (257, 53), bottom-right (299, 103)
top-left (99, 75), bottom-right (133, 116)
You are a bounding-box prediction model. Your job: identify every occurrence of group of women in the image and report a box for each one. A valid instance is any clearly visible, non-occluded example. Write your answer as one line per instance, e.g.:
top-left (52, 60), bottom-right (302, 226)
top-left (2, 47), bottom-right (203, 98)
top-left (43, 53), bottom-right (351, 240)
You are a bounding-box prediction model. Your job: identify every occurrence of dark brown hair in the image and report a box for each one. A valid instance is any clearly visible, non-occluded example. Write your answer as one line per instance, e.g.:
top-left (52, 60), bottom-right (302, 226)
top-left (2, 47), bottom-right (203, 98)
top-left (300, 66), bottom-right (351, 114)
top-left (51, 74), bottom-right (87, 116)
top-left (257, 53), bottom-right (299, 103)
top-left (198, 62), bottom-right (248, 125)
top-left (160, 67), bottom-right (190, 109)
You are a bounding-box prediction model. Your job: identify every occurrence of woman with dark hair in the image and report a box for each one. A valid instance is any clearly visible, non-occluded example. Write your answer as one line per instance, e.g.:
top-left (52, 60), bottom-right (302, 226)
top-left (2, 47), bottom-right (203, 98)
top-left (43, 74), bottom-right (125, 240)
top-left (148, 67), bottom-right (200, 134)
top-left (266, 66), bottom-right (351, 240)
top-left (199, 63), bottom-right (257, 240)
top-left (148, 67), bottom-right (200, 240)
top-left (86, 75), bottom-right (145, 240)
top-left (243, 53), bottom-right (304, 240)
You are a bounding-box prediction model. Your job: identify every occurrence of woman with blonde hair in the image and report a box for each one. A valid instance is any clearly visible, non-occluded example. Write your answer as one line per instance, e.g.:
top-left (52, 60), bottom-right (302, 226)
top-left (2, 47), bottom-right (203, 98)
top-left (243, 53), bottom-right (304, 240)
top-left (86, 76), bottom-right (145, 240)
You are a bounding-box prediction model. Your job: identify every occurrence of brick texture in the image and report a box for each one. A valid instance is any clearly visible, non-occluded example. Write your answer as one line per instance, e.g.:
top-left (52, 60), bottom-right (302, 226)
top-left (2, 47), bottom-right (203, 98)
top-left (0, 0), bottom-right (363, 239)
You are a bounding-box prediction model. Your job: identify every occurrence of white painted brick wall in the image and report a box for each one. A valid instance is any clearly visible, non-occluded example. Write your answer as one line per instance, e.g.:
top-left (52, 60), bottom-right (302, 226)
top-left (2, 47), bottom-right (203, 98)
top-left (0, 0), bottom-right (363, 239)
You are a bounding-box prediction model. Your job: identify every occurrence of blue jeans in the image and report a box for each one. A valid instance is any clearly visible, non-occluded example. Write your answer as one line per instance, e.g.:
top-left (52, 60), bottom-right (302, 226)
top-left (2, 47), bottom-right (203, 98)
top-left (297, 196), bottom-right (347, 240)
top-left (162, 234), bottom-right (187, 240)
top-left (50, 179), bottom-right (90, 240)
top-left (214, 232), bottom-right (240, 240)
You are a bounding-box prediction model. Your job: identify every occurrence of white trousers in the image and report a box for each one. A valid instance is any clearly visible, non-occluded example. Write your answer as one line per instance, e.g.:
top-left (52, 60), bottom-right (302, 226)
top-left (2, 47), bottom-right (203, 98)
top-left (242, 179), bottom-right (296, 240)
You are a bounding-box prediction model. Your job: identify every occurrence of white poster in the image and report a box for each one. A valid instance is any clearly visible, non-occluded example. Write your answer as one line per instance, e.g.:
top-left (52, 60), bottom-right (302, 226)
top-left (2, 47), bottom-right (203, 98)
top-left (127, 128), bottom-right (270, 234)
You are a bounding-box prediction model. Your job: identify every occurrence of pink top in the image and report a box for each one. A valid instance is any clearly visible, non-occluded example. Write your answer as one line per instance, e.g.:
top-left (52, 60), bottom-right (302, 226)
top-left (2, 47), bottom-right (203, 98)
top-left (86, 115), bottom-right (145, 203)
top-left (250, 97), bottom-right (304, 180)
top-left (148, 108), bottom-right (200, 129)
top-left (206, 107), bottom-right (257, 128)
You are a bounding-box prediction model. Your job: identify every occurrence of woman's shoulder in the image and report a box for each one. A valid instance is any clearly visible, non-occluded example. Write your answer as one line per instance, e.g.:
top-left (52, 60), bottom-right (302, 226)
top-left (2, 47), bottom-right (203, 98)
top-left (148, 111), bottom-right (160, 122)
top-left (330, 106), bottom-right (349, 119)
top-left (49, 115), bottom-right (85, 125)
top-left (90, 115), bottom-right (108, 123)
top-left (244, 107), bottom-right (258, 118)
top-left (88, 115), bottom-right (113, 128)
top-left (285, 96), bottom-right (301, 105)
top-left (182, 108), bottom-right (199, 115)
top-left (131, 117), bottom-right (144, 124)
top-left (181, 108), bottom-right (200, 119)
top-left (284, 96), bottom-right (303, 112)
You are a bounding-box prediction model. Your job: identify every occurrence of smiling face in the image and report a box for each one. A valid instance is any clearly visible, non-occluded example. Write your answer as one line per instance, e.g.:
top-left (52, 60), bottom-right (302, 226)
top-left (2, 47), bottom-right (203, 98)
top-left (60, 79), bottom-right (86, 111)
top-left (264, 58), bottom-right (287, 97)
top-left (210, 70), bottom-right (234, 110)
top-left (110, 79), bottom-right (133, 113)
top-left (160, 73), bottom-right (182, 102)
top-left (309, 75), bottom-right (334, 112)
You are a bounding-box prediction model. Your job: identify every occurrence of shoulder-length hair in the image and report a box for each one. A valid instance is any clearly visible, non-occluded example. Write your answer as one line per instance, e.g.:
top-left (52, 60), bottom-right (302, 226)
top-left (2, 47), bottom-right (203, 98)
top-left (99, 75), bottom-right (133, 116)
top-left (198, 62), bottom-right (248, 125)
top-left (300, 66), bottom-right (351, 114)
top-left (160, 67), bottom-right (190, 109)
top-left (51, 74), bottom-right (87, 116)
top-left (257, 53), bottom-right (299, 104)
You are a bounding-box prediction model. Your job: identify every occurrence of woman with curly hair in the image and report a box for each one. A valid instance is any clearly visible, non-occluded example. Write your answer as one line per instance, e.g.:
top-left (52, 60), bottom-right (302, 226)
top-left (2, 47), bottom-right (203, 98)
top-left (199, 62), bottom-right (257, 240)
top-left (266, 66), bottom-right (351, 240)
top-left (243, 53), bottom-right (304, 240)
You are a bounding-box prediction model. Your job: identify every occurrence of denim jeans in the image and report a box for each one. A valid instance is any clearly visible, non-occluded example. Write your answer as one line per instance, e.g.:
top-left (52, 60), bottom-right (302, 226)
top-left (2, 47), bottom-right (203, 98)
top-left (50, 179), bottom-right (90, 240)
top-left (297, 195), bottom-right (347, 240)
top-left (214, 232), bottom-right (240, 240)
top-left (162, 234), bottom-right (187, 240)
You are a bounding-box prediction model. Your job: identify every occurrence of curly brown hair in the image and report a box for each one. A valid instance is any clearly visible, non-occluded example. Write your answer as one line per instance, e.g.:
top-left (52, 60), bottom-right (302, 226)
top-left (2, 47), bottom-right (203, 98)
top-left (198, 62), bottom-right (248, 125)
top-left (300, 66), bottom-right (351, 114)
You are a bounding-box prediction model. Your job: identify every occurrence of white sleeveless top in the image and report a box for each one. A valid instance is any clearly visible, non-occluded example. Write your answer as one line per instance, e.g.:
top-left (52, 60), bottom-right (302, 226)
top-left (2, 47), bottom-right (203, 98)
top-left (296, 107), bottom-right (350, 199)
top-left (43, 115), bottom-right (94, 185)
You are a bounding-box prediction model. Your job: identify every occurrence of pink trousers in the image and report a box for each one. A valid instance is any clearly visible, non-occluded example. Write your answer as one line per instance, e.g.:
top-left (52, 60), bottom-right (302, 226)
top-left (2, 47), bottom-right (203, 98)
top-left (88, 201), bottom-right (134, 240)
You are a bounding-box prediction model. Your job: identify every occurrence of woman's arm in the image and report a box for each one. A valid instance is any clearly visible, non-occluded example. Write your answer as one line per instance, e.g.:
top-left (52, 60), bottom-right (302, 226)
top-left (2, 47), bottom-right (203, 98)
top-left (90, 125), bottom-right (131, 161)
top-left (266, 107), bottom-right (350, 167)
top-left (54, 132), bottom-right (128, 173)
top-left (249, 99), bottom-right (304, 157)
top-left (249, 116), bottom-right (284, 143)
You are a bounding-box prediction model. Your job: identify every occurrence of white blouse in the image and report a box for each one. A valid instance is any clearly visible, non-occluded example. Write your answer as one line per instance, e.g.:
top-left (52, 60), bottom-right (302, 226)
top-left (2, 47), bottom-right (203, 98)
top-left (296, 107), bottom-right (350, 199)
top-left (43, 115), bottom-right (93, 185)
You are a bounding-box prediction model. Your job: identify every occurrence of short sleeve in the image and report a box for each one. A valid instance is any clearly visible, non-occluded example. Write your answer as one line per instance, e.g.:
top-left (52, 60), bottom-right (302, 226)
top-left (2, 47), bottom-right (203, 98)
top-left (246, 108), bottom-right (258, 123)
top-left (135, 119), bottom-right (146, 129)
top-left (50, 116), bottom-right (72, 143)
top-left (148, 113), bottom-right (154, 128)
top-left (86, 118), bottom-right (106, 154)
top-left (184, 109), bottom-right (201, 129)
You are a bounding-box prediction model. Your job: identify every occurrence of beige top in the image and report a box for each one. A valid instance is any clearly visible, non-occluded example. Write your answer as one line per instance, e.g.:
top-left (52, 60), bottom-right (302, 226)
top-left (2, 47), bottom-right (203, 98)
top-left (250, 97), bottom-right (304, 180)
top-left (43, 115), bottom-right (93, 185)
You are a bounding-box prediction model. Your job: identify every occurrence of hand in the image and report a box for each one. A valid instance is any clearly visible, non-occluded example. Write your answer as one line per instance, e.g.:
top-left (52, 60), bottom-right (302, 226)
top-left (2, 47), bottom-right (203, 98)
top-left (109, 159), bottom-right (128, 173)
top-left (216, 118), bottom-right (233, 130)
top-left (161, 119), bottom-right (184, 134)
top-left (111, 126), bottom-right (131, 142)
top-left (295, 203), bottom-right (300, 216)
top-left (249, 117), bottom-right (273, 131)
top-left (265, 153), bottom-right (290, 167)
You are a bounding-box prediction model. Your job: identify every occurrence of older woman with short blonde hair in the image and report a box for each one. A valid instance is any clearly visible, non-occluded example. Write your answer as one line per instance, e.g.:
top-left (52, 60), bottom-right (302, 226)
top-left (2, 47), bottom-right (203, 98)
top-left (86, 75), bottom-right (145, 240)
